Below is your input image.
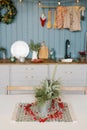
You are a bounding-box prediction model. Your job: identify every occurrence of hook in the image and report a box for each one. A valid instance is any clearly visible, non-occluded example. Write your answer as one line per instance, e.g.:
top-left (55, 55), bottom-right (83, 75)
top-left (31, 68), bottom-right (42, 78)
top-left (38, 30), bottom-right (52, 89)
top-left (58, 1), bottom-right (61, 6)
top-left (19, 0), bottom-right (23, 3)
top-left (76, 0), bottom-right (80, 4)
top-left (38, 1), bottom-right (41, 6)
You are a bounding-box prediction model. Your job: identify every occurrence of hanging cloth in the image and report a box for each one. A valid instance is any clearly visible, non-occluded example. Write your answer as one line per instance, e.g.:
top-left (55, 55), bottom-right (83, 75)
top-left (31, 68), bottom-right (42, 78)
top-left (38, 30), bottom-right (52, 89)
top-left (46, 10), bottom-right (52, 29)
top-left (56, 6), bottom-right (67, 29)
top-left (63, 6), bottom-right (71, 29)
top-left (70, 6), bottom-right (81, 31)
top-left (63, 6), bottom-right (85, 31)
top-left (53, 10), bottom-right (57, 29)
top-left (70, 6), bottom-right (85, 31)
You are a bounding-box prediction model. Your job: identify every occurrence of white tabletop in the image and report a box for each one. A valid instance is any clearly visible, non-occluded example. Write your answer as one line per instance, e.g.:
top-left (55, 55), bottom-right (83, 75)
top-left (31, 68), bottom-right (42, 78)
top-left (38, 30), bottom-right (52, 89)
top-left (0, 94), bottom-right (87, 130)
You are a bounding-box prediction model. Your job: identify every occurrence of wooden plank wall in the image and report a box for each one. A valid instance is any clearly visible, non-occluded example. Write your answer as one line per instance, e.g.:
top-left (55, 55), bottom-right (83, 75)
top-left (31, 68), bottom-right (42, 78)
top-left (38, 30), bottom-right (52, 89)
top-left (0, 0), bottom-right (87, 59)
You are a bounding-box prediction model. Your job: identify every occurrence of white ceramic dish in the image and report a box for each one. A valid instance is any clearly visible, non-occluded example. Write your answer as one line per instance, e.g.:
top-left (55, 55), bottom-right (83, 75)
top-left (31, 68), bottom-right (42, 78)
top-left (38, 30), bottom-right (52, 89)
top-left (61, 58), bottom-right (73, 62)
top-left (11, 41), bottom-right (29, 59)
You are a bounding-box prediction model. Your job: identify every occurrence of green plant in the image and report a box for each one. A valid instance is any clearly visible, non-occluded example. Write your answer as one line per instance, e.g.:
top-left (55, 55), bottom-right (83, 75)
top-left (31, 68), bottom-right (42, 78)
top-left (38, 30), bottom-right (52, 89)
top-left (29, 40), bottom-right (41, 51)
top-left (35, 65), bottom-right (61, 106)
top-left (0, 47), bottom-right (6, 52)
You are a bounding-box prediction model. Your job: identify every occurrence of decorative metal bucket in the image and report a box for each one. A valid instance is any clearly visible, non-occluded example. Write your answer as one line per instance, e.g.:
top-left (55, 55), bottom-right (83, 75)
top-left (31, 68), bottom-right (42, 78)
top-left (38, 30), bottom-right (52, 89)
top-left (38, 100), bottom-right (51, 117)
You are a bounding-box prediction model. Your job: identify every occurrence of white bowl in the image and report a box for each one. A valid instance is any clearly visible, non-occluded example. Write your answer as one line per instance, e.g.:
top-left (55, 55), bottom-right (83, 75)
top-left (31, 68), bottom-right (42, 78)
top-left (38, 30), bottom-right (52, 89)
top-left (61, 58), bottom-right (73, 62)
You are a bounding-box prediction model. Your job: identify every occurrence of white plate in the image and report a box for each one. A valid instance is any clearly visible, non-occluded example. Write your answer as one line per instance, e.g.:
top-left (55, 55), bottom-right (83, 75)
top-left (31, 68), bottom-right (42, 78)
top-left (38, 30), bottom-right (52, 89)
top-left (11, 41), bottom-right (29, 59)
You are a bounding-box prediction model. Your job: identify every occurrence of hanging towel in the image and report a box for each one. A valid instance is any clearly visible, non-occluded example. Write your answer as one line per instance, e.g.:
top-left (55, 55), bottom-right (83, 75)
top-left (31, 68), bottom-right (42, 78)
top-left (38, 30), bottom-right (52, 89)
top-left (63, 6), bottom-right (71, 29)
top-left (64, 6), bottom-right (85, 31)
top-left (70, 6), bottom-right (81, 31)
top-left (56, 6), bottom-right (67, 29)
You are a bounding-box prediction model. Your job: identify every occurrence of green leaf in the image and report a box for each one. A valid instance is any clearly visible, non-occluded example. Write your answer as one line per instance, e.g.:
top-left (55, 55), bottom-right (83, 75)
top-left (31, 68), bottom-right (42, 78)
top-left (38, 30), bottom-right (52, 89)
top-left (29, 40), bottom-right (41, 51)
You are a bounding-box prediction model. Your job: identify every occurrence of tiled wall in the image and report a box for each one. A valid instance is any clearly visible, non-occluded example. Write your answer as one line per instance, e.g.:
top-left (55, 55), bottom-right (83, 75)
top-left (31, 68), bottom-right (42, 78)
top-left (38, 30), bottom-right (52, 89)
top-left (0, 0), bottom-right (87, 59)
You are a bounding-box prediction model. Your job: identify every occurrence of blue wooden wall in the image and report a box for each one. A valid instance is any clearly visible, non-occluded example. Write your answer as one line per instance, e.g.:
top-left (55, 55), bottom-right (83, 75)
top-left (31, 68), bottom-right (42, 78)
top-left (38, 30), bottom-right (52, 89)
top-left (0, 0), bottom-right (87, 59)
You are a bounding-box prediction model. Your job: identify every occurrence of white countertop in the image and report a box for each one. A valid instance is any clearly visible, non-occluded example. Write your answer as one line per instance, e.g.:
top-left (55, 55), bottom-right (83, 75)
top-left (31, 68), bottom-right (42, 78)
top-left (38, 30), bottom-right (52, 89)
top-left (0, 94), bottom-right (87, 130)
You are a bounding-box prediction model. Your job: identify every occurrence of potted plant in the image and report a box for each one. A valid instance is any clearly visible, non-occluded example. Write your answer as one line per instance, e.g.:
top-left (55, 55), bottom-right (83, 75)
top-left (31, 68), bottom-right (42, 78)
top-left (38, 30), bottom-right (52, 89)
top-left (35, 65), bottom-right (61, 117)
top-left (79, 51), bottom-right (86, 62)
top-left (29, 40), bottom-right (41, 60)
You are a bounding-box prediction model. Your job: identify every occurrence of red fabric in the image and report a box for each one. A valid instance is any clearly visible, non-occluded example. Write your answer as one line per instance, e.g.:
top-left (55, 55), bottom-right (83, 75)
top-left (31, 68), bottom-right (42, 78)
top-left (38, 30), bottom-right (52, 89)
top-left (40, 17), bottom-right (46, 27)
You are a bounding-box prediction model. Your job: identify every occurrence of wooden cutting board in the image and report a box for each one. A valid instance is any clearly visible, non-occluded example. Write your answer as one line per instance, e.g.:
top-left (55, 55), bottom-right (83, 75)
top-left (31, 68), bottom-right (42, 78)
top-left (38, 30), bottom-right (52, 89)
top-left (39, 44), bottom-right (49, 59)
